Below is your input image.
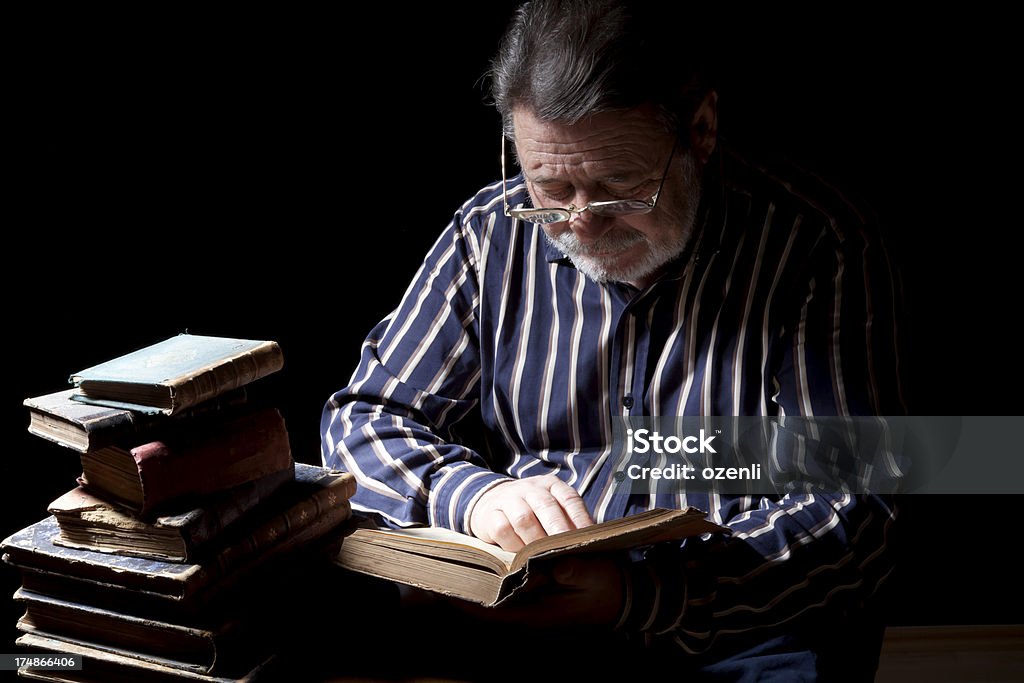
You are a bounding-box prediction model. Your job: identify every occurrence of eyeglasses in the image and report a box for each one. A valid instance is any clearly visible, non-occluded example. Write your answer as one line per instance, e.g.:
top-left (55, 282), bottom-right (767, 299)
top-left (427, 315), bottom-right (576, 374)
top-left (501, 134), bottom-right (676, 225)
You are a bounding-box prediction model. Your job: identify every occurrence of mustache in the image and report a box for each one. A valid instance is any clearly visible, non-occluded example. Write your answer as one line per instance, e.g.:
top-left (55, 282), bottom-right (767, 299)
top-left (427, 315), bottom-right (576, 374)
top-left (551, 228), bottom-right (645, 256)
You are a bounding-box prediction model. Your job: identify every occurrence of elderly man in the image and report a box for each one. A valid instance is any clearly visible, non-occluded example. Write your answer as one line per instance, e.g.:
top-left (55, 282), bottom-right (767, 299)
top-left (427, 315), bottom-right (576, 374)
top-left (322, 1), bottom-right (903, 678)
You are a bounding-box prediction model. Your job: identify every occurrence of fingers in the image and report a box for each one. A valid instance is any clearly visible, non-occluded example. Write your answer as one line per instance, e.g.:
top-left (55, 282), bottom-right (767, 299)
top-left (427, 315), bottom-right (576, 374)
top-left (472, 500), bottom-right (551, 552)
top-left (546, 476), bottom-right (595, 529)
top-left (468, 473), bottom-right (593, 552)
top-left (486, 509), bottom-right (526, 553)
top-left (521, 487), bottom-right (575, 536)
top-left (500, 494), bottom-right (550, 548)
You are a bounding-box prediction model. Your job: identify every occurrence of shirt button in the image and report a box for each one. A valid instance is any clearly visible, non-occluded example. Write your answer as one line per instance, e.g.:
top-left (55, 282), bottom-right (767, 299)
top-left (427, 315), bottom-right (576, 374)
top-left (622, 395), bottom-right (634, 409)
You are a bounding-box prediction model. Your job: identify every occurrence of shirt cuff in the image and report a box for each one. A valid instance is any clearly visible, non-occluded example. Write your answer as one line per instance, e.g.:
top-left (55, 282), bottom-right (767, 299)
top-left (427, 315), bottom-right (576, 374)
top-left (428, 463), bottom-right (513, 534)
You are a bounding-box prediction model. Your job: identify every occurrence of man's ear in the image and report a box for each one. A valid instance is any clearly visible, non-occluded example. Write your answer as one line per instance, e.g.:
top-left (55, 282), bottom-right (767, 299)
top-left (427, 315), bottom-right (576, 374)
top-left (689, 90), bottom-right (718, 164)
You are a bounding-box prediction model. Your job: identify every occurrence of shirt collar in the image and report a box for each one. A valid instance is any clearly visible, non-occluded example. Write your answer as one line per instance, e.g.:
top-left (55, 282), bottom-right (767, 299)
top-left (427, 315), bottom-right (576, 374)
top-left (544, 236), bottom-right (572, 265)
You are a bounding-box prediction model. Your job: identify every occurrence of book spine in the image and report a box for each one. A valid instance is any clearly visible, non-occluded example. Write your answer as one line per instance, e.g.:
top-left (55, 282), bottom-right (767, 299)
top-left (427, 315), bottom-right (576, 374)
top-left (130, 408), bottom-right (293, 516)
top-left (169, 342), bottom-right (283, 414)
top-left (79, 412), bottom-right (140, 440)
top-left (211, 500), bottom-right (352, 597)
top-left (208, 488), bottom-right (352, 579)
top-left (179, 465), bottom-right (296, 555)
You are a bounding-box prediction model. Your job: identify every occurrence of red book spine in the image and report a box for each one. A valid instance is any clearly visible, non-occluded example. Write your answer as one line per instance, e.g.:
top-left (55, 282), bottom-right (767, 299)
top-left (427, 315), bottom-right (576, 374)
top-left (132, 408), bottom-right (292, 516)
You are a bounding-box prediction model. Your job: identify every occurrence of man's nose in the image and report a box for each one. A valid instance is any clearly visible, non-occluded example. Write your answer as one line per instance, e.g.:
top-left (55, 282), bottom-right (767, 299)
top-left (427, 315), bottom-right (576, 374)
top-left (566, 202), bottom-right (612, 242)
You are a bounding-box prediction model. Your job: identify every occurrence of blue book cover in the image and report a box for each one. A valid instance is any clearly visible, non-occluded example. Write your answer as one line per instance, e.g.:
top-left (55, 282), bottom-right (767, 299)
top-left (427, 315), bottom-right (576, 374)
top-left (68, 334), bottom-right (283, 415)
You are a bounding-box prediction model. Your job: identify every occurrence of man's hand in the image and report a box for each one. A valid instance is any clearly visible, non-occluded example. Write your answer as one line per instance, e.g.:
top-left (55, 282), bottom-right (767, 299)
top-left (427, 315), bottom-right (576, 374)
top-left (469, 474), bottom-right (594, 551)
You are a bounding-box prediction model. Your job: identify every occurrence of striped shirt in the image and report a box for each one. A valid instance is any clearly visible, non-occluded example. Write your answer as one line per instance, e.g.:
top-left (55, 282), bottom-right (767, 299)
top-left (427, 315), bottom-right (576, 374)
top-left (321, 146), bottom-right (905, 653)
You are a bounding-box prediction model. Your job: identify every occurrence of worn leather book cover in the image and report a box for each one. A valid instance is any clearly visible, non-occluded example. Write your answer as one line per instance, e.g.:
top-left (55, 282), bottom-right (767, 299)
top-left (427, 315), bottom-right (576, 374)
top-left (13, 541), bottom-right (338, 625)
top-left (75, 406), bottom-right (293, 516)
top-left (48, 466), bottom-right (296, 562)
top-left (16, 587), bottom-right (266, 675)
top-left (3, 466), bottom-right (357, 600)
top-left (23, 388), bottom-right (248, 453)
top-left (69, 334), bottom-right (283, 416)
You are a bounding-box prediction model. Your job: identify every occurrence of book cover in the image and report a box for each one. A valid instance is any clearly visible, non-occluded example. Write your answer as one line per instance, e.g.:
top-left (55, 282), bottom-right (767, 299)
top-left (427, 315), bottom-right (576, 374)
top-left (48, 465), bottom-right (296, 562)
top-left (12, 543), bottom-right (338, 625)
top-left (23, 388), bottom-right (248, 453)
top-left (14, 566), bottom-right (218, 623)
top-left (335, 507), bottom-right (728, 606)
top-left (16, 632), bottom-right (273, 683)
top-left (76, 406), bottom-right (293, 516)
top-left (14, 587), bottom-right (282, 676)
top-left (69, 334), bottom-right (283, 416)
top-left (3, 465), bottom-right (357, 601)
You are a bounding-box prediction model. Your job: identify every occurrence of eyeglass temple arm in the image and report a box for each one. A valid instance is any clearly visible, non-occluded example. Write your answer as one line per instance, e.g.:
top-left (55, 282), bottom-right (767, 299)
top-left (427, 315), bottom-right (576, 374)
top-left (650, 140), bottom-right (678, 204)
top-left (501, 135), bottom-right (513, 216)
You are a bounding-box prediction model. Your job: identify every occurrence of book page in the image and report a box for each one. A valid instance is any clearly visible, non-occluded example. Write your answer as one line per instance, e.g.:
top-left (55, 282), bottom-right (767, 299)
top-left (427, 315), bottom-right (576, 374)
top-left (364, 527), bottom-right (516, 565)
top-left (510, 507), bottom-right (726, 572)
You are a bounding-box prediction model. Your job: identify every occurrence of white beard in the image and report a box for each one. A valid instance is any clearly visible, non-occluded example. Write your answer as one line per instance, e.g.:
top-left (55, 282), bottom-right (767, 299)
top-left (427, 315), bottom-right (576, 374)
top-left (544, 151), bottom-right (700, 285)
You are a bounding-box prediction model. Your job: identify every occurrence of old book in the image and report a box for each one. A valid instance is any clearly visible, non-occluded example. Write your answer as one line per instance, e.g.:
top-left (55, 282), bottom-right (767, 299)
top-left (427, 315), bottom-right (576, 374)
top-left (14, 566), bottom-right (235, 625)
top-left (16, 632), bottom-right (272, 683)
top-left (69, 334), bottom-right (283, 416)
top-left (335, 507), bottom-right (728, 606)
top-left (76, 406), bottom-right (292, 516)
top-left (12, 542), bottom-right (339, 625)
top-left (48, 466), bottom-right (295, 562)
top-left (3, 466), bottom-right (357, 601)
top-left (23, 388), bottom-right (248, 453)
top-left (15, 588), bottom-right (276, 676)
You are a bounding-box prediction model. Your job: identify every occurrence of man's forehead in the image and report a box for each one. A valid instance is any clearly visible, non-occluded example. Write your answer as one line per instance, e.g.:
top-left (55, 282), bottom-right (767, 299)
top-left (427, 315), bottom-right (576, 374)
top-left (511, 107), bottom-right (669, 175)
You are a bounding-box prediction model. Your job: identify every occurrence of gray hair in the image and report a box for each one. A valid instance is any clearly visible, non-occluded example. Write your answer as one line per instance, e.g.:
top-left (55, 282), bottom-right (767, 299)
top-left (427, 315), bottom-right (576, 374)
top-left (489, 0), bottom-right (711, 141)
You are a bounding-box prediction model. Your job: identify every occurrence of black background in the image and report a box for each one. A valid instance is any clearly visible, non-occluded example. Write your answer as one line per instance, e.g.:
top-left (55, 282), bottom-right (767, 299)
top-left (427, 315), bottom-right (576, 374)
top-left (3, 3), bottom-right (1021, 659)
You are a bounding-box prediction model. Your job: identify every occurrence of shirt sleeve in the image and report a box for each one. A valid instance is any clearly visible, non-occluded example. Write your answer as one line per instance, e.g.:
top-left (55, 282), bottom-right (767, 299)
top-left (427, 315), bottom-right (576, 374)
top-left (620, 220), bottom-right (905, 653)
top-left (319, 211), bottom-right (511, 533)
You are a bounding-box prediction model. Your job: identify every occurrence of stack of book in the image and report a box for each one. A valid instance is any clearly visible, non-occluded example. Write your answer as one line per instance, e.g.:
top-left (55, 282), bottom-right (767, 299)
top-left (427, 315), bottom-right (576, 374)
top-left (4, 334), bottom-right (356, 682)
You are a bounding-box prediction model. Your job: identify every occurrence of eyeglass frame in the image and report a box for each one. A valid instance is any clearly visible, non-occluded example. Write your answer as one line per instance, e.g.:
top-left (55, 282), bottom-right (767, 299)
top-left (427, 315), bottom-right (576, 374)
top-left (501, 133), bottom-right (677, 225)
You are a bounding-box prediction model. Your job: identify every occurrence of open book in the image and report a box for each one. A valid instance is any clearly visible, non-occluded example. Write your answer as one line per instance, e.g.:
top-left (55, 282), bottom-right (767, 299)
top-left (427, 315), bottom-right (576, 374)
top-left (334, 507), bottom-right (728, 606)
